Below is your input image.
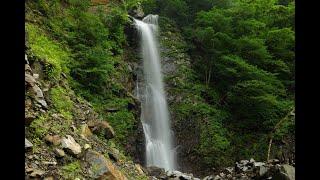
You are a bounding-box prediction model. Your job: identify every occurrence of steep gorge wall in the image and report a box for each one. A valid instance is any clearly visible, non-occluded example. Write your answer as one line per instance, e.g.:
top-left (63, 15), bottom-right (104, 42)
top-left (25, 0), bottom-right (148, 179)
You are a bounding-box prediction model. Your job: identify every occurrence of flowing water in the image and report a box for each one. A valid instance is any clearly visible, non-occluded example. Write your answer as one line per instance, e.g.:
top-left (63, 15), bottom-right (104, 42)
top-left (134, 15), bottom-right (176, 170)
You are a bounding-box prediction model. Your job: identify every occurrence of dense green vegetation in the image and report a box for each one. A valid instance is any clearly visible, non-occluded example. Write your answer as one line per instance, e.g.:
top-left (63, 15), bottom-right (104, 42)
top-left (26, 0), bottom-right (295, 174)
top-left (26, 0), bottom-right (143, 150)
top-left (143, 0), bottom-right (295, 168)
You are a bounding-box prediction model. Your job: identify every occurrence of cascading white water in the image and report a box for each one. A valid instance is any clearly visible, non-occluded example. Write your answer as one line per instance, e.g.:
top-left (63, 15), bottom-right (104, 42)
top-left (134, 15), bottom-right (176, 170)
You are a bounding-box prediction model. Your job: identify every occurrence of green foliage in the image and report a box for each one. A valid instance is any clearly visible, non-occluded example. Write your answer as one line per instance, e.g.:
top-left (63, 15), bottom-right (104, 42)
top-left (107, 109), bottom-right (136, 145)
top-left (50, 86), bottom-right (74, 120)
top-left (197, 106), bottom-right (231, 166)
top-left (227, 80), bottom-right (292, 132)
top-left (148, 0), bottom-right (295, 167)
top-left (30, 115), bottom-right (49, 138)
top-left (26, 23), bottom-right (71, 80)
top-left (61, 161), bottom-right (83, 179)
top-left (26, 0), bottom-right (295, 171)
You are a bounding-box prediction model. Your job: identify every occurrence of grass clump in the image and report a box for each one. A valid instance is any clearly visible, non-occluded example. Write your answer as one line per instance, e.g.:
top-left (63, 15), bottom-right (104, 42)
top-left (61, 161), bottom-right (83, 179)
top-left (50, 86), bottom-right (74, 120)
top-left (29, 114), bottom-right (49, 138)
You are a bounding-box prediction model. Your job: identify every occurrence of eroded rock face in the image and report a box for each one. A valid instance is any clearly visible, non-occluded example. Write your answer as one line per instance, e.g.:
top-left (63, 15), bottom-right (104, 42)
top-left (84, 150), bottom-right (127, 180)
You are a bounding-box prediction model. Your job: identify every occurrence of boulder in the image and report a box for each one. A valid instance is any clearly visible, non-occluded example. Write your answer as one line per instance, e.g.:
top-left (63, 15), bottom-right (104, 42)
top-left (249, 158), bottom-right (255, 163)
top-left (29, 169), bottom-right (45, 178)
top-left (146, 166), bottom-right (166, 177)
top-left (54, 148), bottom-right (65, 157)
top-left (257, 165), bottom-right (269, 177)
top-left (166, 170), bottom-right (193, 180)
top-left (61, 135), bottom-right (82, 155)
top-left (80, 124), bottom-right (93, 140)
top-left (45, 134), bottom-right (61, 146)
top-left (25, 138), bottom-right (33, 149)
top-left (25, 73), bottom-right (36, 86)
top-left (84, 144), bottom-right (92, 150)
top-left (225, 167), bottom-right (234, 174)
top-left (85, 150), bottom-right (127, 180)
top-left (203, 175), bottom-right (215, 180)
top-left (87, 120), bottom-right (115, 139)
top-left (32, 84), bottom-right (48, 108)
top-left (268, 159), bottom-right (280, 165)
top-left (273, 164), bottom-right (295, 180)
top-left (254, 162), bottom-right (266, 167)
top-left (135, 164), bottom-right (144, 175)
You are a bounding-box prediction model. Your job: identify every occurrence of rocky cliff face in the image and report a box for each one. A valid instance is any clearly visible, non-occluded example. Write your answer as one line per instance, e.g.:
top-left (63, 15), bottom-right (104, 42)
top-left (156, 17), bottom-right (205, 175)
top-left (25, 48), bottom-right (150, 179)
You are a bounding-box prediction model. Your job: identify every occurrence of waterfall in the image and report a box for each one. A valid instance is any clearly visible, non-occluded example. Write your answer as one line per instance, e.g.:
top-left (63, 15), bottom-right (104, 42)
top-left (134, 15), bottom-right (176, 170)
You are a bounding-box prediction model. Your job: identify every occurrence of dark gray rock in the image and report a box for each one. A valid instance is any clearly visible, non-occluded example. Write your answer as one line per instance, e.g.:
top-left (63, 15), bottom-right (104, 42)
top-left (146, 166), bottom-right (166, 177)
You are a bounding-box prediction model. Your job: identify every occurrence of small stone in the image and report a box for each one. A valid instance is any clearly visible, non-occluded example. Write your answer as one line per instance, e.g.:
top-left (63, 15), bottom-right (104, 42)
top-left (268, 159), bottom-right (280, 164)
top-left (242, 166), bottom-right (248, 172)
top-left (146, 166), bottom-right (166, 177)
top-left (249, 158), bottom-right (255, 163)
top-left (51, 113), bottom-right (59, 119)
top-left (225, 167), bottom-right (234, 174)
top-left (25, 73), bottom-right (36, 86)
top-left (203, 176), bottom-right (215, 180)
top-left (30, 169), bottom-right (45, 177)
top-left (81, 124), bottom-right (93, 140)
top-left (25, 54), bottom-right (29, 64)
top-left (240, 160), bottom-right (249, 165)
top-left (33, 73), bottom-right (39, 79)
top-left (33, 155), bottom-right (39, 160)
top-left (71, 124), bottom-right (77, 132)
top-left (280, 164), bottom-right (295, 180)
top-left (25, 138), bottom-right (33, 149)
top-left (54, 148), bottom-right (65, 157)
top-left (254, 162), bottom-right (265, 167)
top-left (43, 161), bottom-right (57, 166)
top-left (85, 150), bottom-right (127, 179)
top-left (44, 176), bottom-right (54, 180)
top-left (84, 144), bottom-right (91, 150)
top-left (258, 165), bottom-right (269, 177)
top-left (45, 134), bottom-right (61, 146)
top-left (135, 164), bottom-right (144, 175)
top-left (61, 135), bottom-right (82, 155)
top-left (26, 167), bottom-right (33, 173)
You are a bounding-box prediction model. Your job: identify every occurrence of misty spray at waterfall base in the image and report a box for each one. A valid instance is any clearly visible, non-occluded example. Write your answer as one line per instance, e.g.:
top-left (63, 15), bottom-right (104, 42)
top-left (134, 15), bottom-right (177, 170)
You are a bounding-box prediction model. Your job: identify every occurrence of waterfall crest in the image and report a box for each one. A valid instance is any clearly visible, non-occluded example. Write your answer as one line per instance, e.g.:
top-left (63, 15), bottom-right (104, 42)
top-left (134, 15), bottom-right (176, 170)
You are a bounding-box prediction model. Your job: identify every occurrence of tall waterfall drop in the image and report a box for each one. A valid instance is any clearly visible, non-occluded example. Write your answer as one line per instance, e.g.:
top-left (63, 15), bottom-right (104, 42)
top-left (134, 15), bottom-right (176, 170)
